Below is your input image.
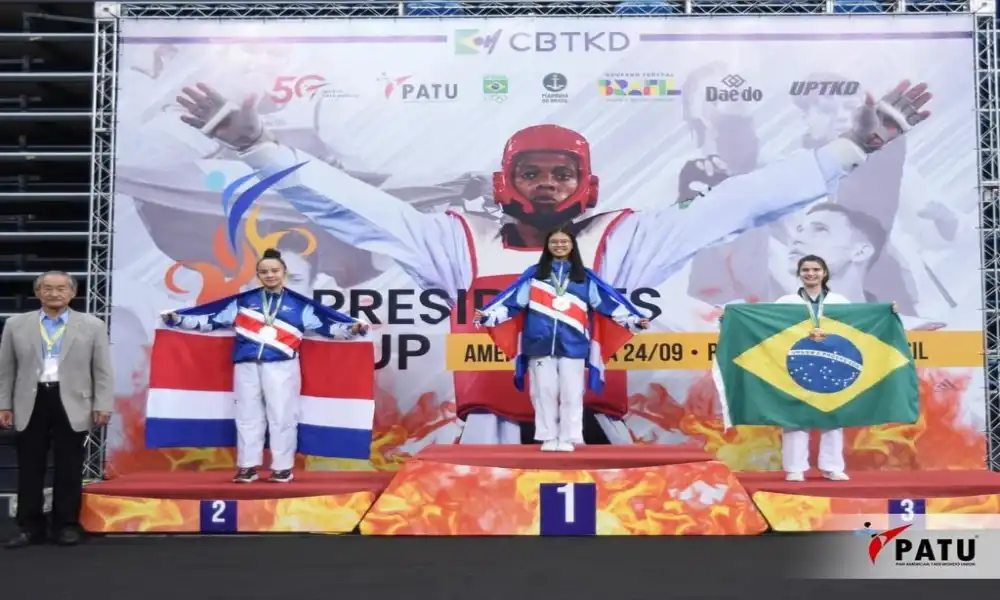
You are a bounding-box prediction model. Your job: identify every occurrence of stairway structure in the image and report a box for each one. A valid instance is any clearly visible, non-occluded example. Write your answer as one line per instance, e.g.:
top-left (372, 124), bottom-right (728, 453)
top-left (0, 3), bottom-right (95, 506)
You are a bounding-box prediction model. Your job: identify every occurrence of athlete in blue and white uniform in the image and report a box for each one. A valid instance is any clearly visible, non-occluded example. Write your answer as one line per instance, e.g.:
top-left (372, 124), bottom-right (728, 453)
top-left (162, 248), bottom-right (368, 483)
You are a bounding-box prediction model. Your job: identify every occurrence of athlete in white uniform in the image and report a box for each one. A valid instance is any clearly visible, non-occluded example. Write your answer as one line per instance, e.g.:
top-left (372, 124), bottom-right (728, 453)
top-left (775, 254), bottom-right (899, 481)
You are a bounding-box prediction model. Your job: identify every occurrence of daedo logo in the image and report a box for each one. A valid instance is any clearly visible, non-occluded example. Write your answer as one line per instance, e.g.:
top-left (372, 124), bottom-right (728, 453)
top-left (454, 28), bottom-right (630, 54)
top-left (705, 74), bottom-right (763, 103)
top-left (380, 73), bottom-right (458, 102)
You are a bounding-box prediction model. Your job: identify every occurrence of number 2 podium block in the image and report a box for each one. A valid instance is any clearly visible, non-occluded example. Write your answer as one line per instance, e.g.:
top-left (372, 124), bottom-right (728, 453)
top-left (540, 483), bottom-right (597, 536)
top-left (200, 500), bottom-right (238, 533)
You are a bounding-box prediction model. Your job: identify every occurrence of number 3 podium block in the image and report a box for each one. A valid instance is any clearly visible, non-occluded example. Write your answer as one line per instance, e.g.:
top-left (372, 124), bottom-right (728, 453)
top-left (360, 446), bottom-right (768, 536)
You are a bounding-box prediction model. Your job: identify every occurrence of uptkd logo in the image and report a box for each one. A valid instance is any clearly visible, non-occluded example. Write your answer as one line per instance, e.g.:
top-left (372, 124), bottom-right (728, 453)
top-left (789, 80), bottom-right (860, 97)
top-left (380, 73), bottom-right (458, 102)
top-left (706, 74), bottom-right (763, 102)
top-left (864, 522), bottom-right (977, 567)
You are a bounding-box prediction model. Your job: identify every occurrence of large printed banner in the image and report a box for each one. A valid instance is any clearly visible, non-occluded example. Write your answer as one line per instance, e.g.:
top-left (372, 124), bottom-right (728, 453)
top-left (108, 14), bottom-right (985, 475)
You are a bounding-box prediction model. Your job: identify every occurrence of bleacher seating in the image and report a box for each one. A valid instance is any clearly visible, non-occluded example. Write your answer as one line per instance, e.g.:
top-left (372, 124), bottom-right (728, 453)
top-left (0, 3), bottom-right (94, 498)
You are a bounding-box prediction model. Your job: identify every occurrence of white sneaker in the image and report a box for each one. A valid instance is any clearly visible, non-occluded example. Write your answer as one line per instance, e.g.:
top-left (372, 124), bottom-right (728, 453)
top-left (541, 440), bottom-right (559, 452)
top-left (784, 471), bottom-right (805, 482)
top-left (823, 471), bottom-right (850, 481)
top-left (555, 441), bottom-right (575, 452)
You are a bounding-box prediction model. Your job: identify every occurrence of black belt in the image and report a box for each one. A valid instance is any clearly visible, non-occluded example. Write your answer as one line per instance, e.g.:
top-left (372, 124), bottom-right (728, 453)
top-left (38, 381), bottom-right (59, 389)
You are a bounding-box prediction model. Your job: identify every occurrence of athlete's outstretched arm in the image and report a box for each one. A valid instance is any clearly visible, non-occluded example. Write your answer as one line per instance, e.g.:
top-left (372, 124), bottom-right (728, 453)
top-left (604, 80), bottom-right (932, 291)
top-left (174, 83), bottom-right (472, 299)
top-left (163, 300), bottom-right (238, 332)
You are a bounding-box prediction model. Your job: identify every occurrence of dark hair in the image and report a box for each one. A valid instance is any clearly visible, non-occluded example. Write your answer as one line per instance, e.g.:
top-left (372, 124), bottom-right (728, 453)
top-left (256, 248), bottom-right (286, 270)
top-left (806, 202), bottom-right (887, 264)
top-left (797, 254), bottom-right (831, 293)
top-left (535, 229), bottom-right (586, 283)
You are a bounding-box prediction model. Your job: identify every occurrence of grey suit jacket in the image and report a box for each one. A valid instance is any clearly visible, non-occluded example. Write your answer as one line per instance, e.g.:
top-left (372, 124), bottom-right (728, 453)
top-left (0, 310), bottom-right (114, 432)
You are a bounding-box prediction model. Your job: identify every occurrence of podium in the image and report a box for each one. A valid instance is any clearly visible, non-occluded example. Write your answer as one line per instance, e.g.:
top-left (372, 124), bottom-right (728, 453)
top-left (359, 445), bottom-right (769, 535)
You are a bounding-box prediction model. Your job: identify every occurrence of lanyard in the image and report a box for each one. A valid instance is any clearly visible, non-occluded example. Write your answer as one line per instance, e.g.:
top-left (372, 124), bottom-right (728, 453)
top-left (40, 321), bottom-right (67, 358)
top-left (549, 264), bottom-right (570, 296)
top-left (799, 289), bottom-right (825, 328)
top-left (261, 290), bottom-right (284, 325)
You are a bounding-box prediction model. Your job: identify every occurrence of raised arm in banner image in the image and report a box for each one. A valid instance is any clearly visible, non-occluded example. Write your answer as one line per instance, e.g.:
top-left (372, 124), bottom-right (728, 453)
top-left (158, 248), bottom-right (370, 484)
top-left (174, 80), bottom-right (931, 445)
top-left (473, 230), bottom-right (650, 452)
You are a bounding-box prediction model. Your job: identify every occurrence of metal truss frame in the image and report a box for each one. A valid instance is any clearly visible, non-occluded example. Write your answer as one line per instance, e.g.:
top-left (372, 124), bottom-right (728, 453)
top-left (89, 0), bottom-right (999, 477)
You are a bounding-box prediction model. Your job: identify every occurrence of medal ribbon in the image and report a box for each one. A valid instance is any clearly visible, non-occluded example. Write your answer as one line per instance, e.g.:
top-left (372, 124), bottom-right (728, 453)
top-left (800, 289), bottom-right (825, 329)
top-left (261, 290), bottom-right (284, 326)
top-left (549, 265), bottom-right (570, 297)
top-left (40, 321), bottom-right (67, 358)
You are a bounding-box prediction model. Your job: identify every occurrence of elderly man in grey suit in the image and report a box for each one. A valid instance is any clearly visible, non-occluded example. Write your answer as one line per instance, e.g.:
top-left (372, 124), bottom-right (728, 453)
top-left (0, 271), bottom-right (113, 548)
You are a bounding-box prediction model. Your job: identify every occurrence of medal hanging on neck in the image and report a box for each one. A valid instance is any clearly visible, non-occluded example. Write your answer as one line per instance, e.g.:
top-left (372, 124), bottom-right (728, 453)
top-left (800, 288), bottom-right (825, 334)
top-left (259, 289), bottom-right (283, 340)
top-left (550, 266), bottom-right (572, 312)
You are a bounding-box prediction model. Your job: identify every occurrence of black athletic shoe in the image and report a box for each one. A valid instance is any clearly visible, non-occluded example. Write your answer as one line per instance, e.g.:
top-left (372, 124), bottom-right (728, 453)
top-left (268, 469), bottom-right (293, 483)
top-left (233, 467), bottom-right (258, 483)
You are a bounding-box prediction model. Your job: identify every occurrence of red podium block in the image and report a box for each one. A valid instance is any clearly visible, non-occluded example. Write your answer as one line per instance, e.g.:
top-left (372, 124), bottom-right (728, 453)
top-left (80, 471), bottom-right (393, 534)
top-left (360, 445), bottom-right (768, 536)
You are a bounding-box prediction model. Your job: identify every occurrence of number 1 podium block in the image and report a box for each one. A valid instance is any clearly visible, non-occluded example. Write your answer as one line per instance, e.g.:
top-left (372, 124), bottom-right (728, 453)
top-left (540, 483), bottom-right (598, 536)
top-left (360, 445), bottom-right (768, 536)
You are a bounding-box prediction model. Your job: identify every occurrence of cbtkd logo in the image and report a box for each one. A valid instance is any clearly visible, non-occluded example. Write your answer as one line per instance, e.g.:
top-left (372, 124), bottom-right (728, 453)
top-left (509, 31), bottom-right (629, 53)
top-left (705, 74), bottom-right (763, 103)
top-left (380, 73), bottom-right (458, 102)
top-left (789, 80), bottom-right (861, 97)
top-left (455, 29), bottom-right (502, 55)
top-left (269, 75), bottom-right (329, 104)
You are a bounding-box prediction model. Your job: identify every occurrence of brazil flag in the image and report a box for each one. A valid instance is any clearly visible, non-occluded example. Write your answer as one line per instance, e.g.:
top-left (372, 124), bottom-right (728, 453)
top-left (715, 303), bottom-right (918, 429)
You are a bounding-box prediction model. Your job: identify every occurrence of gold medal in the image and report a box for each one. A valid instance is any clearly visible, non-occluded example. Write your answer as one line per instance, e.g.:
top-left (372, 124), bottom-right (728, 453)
top-left (552, 297), bottom-right (571, 312)
top-left (259, 326), bottom-right (278, 340)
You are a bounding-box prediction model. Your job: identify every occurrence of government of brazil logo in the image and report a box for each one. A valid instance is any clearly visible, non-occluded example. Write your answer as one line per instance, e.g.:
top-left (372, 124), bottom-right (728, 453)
top-left (786, 334), bottom-right (862, 394)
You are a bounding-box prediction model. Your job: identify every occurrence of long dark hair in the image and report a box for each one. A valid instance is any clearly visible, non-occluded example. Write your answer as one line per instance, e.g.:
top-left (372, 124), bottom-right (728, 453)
top-left (797, 254), bottom-right (830, 293)
top-left (535, 229), bottom-right (587, 283)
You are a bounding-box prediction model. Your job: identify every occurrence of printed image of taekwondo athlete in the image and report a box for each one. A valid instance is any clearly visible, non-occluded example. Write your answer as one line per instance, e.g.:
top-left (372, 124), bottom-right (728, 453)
top-left (114, 43), bottom-right (494, 290)
top-left (679, 67), bottom-right (947, 316)
top-left (782, 202), bottom-right (945, 330)
top-left (173, 78), bottom-right (932, 446)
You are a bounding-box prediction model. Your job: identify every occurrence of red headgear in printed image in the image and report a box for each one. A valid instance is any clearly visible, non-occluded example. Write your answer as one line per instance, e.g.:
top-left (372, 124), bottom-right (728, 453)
top-left (493, 124), bottom-right (600, 228)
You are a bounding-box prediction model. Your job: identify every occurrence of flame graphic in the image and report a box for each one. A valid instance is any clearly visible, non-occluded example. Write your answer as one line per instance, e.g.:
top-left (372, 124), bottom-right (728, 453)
top-left (164, 206), bottom-right (317, 304)
top-left (628, 368), bottom-right (985, 472)
top-left (360, 460), bottom-right (768, 535)
top-left (80, 492), bottom-right (375, 533)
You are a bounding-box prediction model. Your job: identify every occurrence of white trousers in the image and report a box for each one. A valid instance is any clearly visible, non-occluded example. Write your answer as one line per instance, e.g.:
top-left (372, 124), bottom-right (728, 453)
top-left (233, 359), bottom-right (301, 471)
top-left (781, 428), bottom-right (845, 474)
top-left (528, 356), bottom-right (586, 443)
